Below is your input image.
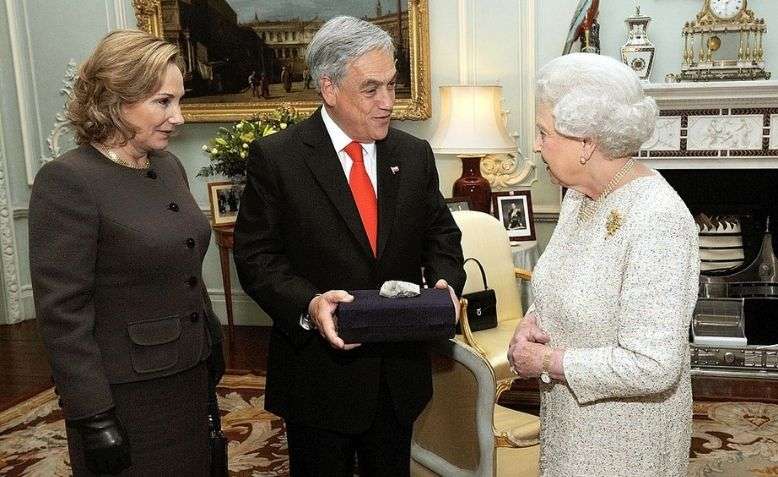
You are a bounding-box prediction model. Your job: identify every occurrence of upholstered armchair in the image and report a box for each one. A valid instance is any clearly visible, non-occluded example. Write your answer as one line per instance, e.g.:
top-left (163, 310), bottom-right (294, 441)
top-left (451, 210), bottom-right (532, 392)
top-left (411, 337), bottom-right (540, 476)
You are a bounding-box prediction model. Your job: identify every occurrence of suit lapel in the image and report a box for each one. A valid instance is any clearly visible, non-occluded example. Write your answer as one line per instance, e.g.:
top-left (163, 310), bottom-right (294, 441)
top-left (376, 134), bottom-right (400, 260)
top-left (299, 109), bottom-right (374, 258)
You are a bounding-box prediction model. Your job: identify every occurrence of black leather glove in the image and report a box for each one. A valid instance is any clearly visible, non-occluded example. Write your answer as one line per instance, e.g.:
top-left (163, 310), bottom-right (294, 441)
top-left (69, 409), bottom-right (131, 475)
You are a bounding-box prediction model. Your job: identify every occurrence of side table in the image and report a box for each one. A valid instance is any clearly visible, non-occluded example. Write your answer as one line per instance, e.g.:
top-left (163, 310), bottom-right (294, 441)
top-left (212, 225), bottom-right (236, 359)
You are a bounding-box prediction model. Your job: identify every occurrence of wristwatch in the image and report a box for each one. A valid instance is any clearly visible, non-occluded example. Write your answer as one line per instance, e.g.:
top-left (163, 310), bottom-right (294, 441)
top-left (299, 293), bottom-right (323, 330)
top-left (299, 312), bottom-right (316, 330)
top-left (540, 346), bottom-right (553, 384)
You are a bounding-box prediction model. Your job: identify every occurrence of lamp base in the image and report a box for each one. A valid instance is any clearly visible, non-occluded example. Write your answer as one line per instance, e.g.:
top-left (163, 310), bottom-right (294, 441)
top-left (453, 155), bottom-right (491, 213)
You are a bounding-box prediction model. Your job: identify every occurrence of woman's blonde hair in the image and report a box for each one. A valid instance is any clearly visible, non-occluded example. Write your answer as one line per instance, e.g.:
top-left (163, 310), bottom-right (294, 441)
top-left (67, 29), bottom-right (181, 145)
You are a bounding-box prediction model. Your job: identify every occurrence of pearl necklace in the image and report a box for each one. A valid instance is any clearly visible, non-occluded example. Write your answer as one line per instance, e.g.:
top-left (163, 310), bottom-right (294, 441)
top-left (578, 158), bottom-right (636, 223)
top-left (93, 143), bottom-right (149, 169)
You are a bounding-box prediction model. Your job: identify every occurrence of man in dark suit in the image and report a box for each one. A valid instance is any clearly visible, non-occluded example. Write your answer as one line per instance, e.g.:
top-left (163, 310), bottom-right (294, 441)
top-left (234, 15), bottom-right (465, 477)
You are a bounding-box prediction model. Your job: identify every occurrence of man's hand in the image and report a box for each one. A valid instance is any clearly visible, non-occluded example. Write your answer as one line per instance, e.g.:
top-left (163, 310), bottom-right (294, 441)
top-left (308, 290), bottom-right (361, 350)
top-left (434, 279), bottom-right (460, 323)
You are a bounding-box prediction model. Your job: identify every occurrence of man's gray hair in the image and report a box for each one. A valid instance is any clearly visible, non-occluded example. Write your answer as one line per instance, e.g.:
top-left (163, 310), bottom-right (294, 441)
top-left (536, 53), bottom-right (658, 159)
top-left (306, 16), bottom-right (395, 90)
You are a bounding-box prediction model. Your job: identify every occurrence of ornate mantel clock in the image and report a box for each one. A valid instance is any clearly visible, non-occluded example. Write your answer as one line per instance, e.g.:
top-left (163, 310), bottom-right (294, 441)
top-left (677, 0), bottom-right (770, 81)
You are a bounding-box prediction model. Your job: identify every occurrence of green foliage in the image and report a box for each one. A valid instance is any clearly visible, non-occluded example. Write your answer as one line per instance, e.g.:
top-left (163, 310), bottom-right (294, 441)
top-left (197, 105), bottom-right (303, 179)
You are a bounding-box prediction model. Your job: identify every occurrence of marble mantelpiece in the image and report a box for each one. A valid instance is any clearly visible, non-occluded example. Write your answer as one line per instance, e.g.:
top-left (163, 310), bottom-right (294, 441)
top-left (639, 80), bottom-right (778, 169)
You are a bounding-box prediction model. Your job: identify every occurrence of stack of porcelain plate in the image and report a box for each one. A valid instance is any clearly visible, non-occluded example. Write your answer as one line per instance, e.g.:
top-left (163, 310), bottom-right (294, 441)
top-left (697, 214), bottom-right (745, 273)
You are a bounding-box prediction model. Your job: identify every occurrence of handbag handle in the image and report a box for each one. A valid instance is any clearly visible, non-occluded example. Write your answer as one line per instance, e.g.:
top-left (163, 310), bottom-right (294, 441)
top-left (463, 257), bottom-right (489, 291)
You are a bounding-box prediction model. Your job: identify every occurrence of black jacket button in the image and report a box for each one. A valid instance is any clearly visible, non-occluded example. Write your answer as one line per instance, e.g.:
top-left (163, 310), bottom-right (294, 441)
top-left (146, 170), bottom-right (157, 179)
top-left (190, 312), bottom-right (199, 322)
top-left (168, 202), bottom-right (179, 212)
top-left (186, 276), bottom-right (198, 287)
top-left (186, 238), bottom-right (196, 248)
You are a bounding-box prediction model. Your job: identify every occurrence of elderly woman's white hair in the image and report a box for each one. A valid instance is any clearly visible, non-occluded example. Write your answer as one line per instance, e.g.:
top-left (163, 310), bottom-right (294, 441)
top-left (536, 53), bottom-right (658, 159)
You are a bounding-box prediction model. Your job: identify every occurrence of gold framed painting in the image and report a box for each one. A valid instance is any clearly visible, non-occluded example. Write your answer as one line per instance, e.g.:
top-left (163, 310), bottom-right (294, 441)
top-left (132, 0), bottom-right (431, 122)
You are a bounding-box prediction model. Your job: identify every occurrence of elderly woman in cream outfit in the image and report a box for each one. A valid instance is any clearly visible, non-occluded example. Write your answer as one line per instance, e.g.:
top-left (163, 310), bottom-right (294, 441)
top-left (507, 53), bottom-right (699, 477)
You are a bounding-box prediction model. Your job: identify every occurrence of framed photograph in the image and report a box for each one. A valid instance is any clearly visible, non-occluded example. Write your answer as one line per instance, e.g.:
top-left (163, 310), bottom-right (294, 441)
top-left (133, 0), bottom-right (431, 122)
top-left (445, 197), bottom-right (472, 213)
top-left (207, 181), bottom-right (245, 226)
top-left (492, 191), bottom-right (536, 242)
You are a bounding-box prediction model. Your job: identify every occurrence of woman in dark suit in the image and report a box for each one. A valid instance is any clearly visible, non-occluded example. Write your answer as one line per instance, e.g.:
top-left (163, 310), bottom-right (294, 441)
top-left (29, 30), bottom-right (224, 476)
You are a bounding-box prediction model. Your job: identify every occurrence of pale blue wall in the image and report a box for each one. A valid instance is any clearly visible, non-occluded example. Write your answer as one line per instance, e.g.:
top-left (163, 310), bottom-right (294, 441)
top-left (537, 0), bottom-right (778, 80)
top-left (2, 0), bottom-right (777, 324)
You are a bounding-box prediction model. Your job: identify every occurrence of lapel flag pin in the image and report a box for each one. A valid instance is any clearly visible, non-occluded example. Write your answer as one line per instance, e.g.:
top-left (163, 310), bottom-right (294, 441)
top-left (390, 166), bottom-right (400, 174)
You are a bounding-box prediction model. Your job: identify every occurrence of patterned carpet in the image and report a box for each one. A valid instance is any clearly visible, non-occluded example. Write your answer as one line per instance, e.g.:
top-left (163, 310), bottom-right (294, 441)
top-left (1, 375), bottom-right (777, 476)
top-left (0, 374), bottom-right (288, 476)
top-left (689, 401), bottom-right (778, 476)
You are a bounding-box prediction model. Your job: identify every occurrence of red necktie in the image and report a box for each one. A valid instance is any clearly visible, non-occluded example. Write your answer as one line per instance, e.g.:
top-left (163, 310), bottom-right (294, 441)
top-left (344, 141), bottom-right (377, 256)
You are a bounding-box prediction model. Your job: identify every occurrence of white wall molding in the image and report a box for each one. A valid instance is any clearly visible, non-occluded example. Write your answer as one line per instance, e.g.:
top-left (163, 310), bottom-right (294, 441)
top-left (0, 106), bottom-right (24, 324)
top-left (515, 0), bottom-right (537, 187)
top-left (5, 0), bottom-right (43, 186)
top-left (206, 289), bottom-right (271, 326)
top-left (645, 80), bottom-right (778, 107)
top-left (43, 60), bottom-right (77, 164)
top-left (21, 285), bottom-right (34, 321)
top-left (107, 0), bottom-right (129, 29)
top-left (457, 0), bottom-right (476, 85)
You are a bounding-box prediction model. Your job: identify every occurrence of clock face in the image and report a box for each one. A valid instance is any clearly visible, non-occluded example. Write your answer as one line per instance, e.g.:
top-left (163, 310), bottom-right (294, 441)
top-left (709, 0), bottom-right (745, 20)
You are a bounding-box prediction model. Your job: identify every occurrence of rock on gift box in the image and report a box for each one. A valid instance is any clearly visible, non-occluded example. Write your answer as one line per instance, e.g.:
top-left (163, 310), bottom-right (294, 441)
top-left (336, 288), bottom-right (456, 343)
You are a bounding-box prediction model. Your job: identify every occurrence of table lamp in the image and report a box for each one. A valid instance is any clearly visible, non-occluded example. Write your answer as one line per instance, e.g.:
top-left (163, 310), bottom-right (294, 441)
top-left (430, 85), bottom-right (516, 213)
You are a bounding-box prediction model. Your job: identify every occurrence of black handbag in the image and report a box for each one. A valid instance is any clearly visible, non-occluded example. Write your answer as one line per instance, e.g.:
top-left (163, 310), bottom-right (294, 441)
top-left (457, 258), bottom-right (498, 333)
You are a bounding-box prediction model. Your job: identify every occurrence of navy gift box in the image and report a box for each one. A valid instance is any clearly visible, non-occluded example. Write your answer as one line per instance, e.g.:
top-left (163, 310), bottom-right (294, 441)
top-left (336, 288), bottom-right (456, 343)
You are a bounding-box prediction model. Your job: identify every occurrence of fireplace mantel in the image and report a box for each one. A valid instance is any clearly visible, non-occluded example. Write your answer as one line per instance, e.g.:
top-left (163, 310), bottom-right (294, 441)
top-left (639, 80), bottom-right (778, 169)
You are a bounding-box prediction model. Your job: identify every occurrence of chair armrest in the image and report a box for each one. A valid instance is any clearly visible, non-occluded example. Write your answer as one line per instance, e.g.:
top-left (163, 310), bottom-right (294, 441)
top-left (458, 298), bottom-right (488, 359)
top-left (514, 267), bottom-right (532, 281)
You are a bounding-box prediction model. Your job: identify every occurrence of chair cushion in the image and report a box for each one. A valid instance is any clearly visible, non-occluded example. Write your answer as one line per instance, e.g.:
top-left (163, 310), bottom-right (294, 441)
top-left (497, 444), bottom-right (540, 477)
top-left (494, 404), bottom-right (540, 446)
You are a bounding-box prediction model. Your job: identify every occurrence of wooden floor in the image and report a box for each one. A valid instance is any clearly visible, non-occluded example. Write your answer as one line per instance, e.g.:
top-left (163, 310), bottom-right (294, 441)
top-left (0, 320), bottom-right (52, 411)
top-left (0, 321), bottom-right (270, 412)
top-left (3, 320), bottom-right (778, 414)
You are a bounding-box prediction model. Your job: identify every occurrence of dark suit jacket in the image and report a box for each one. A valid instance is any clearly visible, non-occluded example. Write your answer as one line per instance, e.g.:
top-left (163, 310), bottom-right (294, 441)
top-left (29, 146), bottom-right (222, 420)
top-left (233, 108), bottom-right (465, 433)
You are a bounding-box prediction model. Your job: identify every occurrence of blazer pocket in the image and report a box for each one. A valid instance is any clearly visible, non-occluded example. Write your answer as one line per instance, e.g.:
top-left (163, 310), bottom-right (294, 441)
top-left (127, 316), bottom-right (182, 374)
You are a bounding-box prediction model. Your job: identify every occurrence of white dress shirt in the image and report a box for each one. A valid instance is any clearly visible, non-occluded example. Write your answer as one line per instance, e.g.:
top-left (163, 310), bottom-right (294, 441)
top-left (321, 106), bottom-right (377, 194)
top-left (299, 107), bottom-right (380, 330)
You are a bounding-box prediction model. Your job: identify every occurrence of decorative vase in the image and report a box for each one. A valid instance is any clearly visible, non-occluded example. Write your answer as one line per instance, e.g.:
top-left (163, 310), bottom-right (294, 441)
top-left (453, 155), bottom-right (491, 213)
top-left (621, 6), bottom-right (655, 82)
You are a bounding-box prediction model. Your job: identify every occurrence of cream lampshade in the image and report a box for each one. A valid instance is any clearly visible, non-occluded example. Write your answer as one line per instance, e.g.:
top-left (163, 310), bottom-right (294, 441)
top-left (430, 85), bottom-right (516, 213)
